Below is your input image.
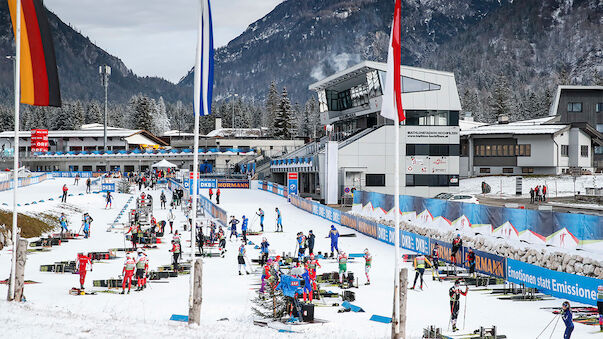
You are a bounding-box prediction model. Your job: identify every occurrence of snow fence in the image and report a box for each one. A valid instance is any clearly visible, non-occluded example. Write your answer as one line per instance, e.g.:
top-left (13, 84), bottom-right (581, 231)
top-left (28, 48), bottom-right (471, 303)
top-left (257, 181), bottom-right (603, 306)
top-left (0, 172), bottom-right (51, 192)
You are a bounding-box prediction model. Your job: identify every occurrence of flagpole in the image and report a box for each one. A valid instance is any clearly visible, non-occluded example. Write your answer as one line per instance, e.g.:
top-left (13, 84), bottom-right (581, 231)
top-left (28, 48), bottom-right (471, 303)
top-left (189, 0), bottom-right (203, 313)
top-left (9, 0), bottom-right (22, 302)
top-left (393, 115), bottom-right (401, 336)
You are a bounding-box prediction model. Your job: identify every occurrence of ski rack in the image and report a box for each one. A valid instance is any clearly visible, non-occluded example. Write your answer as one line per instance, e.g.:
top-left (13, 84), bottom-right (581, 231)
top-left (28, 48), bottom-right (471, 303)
top-left (423, 325), bottom-right (507, 338)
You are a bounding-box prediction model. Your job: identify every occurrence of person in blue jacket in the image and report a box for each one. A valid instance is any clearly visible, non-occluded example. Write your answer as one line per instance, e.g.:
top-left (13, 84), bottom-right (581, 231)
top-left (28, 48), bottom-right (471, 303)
top-left (260, 237), bottom-right (270, 266)
top-left (561, 301), bottom-right (574, 339)
top-left (275, 208), bottom-right (283, 232)
top-left (241, 215), bottom-right (248, 243)
top-left (328, 225), bottom-right (340, 257)
top-left (256, 208), bottom-right (265, 232)
top-left (229, 216), bottom-right (239, 241)
top-left (59, 213), bottom-right (68, 238)
top-left (296, 232), bottom-right (306, 261)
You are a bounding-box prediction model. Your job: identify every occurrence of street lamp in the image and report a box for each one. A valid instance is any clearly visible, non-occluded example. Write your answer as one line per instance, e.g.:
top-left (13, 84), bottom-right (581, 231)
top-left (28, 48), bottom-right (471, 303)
top-left (225, 93), bottom-right (238, 129)
top-left (99, 65), bottom-right (111, 152)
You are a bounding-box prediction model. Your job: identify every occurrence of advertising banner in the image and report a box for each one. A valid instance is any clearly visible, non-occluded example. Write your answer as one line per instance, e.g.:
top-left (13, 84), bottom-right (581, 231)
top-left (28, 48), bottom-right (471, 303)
top-left (217, 180), bottom-right (250, 189)
top-left (189, 178), bottom-right (217, 195)
top-left (287, 172), bottom-right (298, 196)
top-left (507, 259), bottom-right (603, 306)
top-left (31, 129), bottom-right (49, 153)
top-left (101, 183), bottom-right (115, 192)
top-left (461, 247), bottom-right (506, 279)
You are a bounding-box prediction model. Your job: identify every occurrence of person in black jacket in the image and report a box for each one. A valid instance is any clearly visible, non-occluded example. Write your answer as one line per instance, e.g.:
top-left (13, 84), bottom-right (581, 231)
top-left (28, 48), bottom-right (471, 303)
top-left (307, 230), bottom-right (315, 255)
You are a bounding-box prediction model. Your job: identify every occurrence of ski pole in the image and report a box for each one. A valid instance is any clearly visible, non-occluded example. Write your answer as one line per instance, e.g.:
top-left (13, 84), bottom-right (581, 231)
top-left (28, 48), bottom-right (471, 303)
top-left (536, 312), bottom-right (560, 339)
top-left (462, 293), bottom-right (467, 329)
top-left (548, 312), bottom-right (561, 339)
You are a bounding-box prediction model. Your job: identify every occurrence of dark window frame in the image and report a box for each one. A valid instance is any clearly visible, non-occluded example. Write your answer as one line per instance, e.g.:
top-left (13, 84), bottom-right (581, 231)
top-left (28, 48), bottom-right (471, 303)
top-left (503, 168), bottom-right (514, 173)
top-left (567, 102), bottom-right (582, 112)
top-left (581, 145), bottom-right (588, 157)
top-left (366, 174), bottom-right (386, 187)
top-left (479, 168), bottom-right (490, 173)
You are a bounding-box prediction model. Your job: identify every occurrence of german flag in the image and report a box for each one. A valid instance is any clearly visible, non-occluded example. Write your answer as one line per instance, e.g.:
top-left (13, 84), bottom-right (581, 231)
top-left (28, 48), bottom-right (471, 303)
top-left (8, 0), bottom-right (61, 107)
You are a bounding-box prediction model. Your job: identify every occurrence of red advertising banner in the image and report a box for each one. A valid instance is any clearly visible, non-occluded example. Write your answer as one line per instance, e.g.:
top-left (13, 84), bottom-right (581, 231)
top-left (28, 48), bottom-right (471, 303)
top-left (31, 129), bottom-right (49, 153)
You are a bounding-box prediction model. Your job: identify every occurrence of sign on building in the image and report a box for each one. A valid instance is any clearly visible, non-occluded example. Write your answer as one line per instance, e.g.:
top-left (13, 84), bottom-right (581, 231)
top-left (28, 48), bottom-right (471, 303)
top-left (31, 129), bottom-right (48, 153)
top-left (288, 172), bottom-right (298, 196)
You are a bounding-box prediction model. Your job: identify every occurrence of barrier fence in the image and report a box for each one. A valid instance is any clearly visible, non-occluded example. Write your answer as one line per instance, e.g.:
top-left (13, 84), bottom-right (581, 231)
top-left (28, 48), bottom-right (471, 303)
top-left (258, 181), bottom-right (603, 306)
top-left (0, 173), bottom-right (52, 192)
top-left (168, 178), bottom-right (228, 227)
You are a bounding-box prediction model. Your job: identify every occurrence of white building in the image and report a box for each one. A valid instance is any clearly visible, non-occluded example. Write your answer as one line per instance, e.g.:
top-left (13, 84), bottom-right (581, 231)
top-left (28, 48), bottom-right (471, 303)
top-left (270, 61), bottom-right (462, 200)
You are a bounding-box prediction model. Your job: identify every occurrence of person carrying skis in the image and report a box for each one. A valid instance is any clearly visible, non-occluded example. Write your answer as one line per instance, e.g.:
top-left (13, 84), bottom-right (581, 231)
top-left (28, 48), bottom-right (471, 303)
top-left (432, 242), bottom-right (441, 281)
top-left (77, 252), bottom-right (92, 290)
top-left (338, 251), bottom-right (348, 285)
top-left (465, 248), bottom-right (476, 278)
top-left (256, 208), bottom-right (265, 231)
top-left (449, 279), bottom-right (468, 332)
top-left (168, 208), bottom-right (175, 233)
top-left (241, 215), bottom-right (249, 244)
top-left (59, 213), bottom-right (68, 238)
top-left (121, 253), bottom-right (136, 294)
top-left (561, 301), bottom-right (574, 339)
top-left (61, 184), bottom-right (68, 203)
top-left (86, 177), bottom-right (91, 193)
top-left (160, 190), bottom-right (167, 209)
top-left (229, 216), bottom-right (239, 241)
top-left (328, 225), bottom-right (340, 257)
top-left (275, 207), bottom-right (282, 232)
top-left (411, 254), bottom-right (432, 290)
top-left (364, 248), bottom-right (372, 285)
top-left (296, 232), bottom-right (306, 261)
top-left (105, 191), bottom-right (112, 209)
top-left (451, 234), bottom-right (462, 268)
top-left (216, 189), bottom-right (221, 204)
top-left (260, 237), bottom-right (270, 266)
top-left (597, 285), bottom-right (603, 331)
top-left (135, 249), bottom-right (149, 291)
top-left (307, 230), bottom-right (315, 255)
top-left (209, 188), bottom-right (213, 201)
top-left (170, 239), bottom-right (181, 271)
top-left (238, 242), bottom-right (249, 275)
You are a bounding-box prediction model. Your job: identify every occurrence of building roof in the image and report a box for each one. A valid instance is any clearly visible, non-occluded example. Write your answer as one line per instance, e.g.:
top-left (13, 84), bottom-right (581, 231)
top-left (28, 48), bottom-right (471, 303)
top-left (206, 128), bottom-right (270, 138)
top-left (548, 85), bottom-right (603, 116)
top-left (459, 119), bottom-right (488, 131)
top-left (162, 130), bottom-right (196, 137)
top-left (308, 60), bottom-right (455, 92)
top-left (461, 116), bottom-right (569, 136)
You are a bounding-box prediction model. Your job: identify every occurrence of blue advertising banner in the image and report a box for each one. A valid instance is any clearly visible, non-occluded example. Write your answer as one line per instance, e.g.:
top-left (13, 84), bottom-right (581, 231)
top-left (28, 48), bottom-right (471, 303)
top-left (101, 183), bottom-right (115, 192)
top-left (287, 173), bottom-right (298, 196)
top-left (461, 247), bottom-right (506, 279)
top-left (188, 178), bottom-right (217, 195)
top-left (507, 259), bottom-right (602, 306)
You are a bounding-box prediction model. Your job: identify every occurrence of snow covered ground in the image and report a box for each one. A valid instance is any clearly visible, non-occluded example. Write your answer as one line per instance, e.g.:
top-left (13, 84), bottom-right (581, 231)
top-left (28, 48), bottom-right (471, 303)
top-left (0, 180), bottom-right (598, 338)
top-left (461, 174), bottom-right (603, 198)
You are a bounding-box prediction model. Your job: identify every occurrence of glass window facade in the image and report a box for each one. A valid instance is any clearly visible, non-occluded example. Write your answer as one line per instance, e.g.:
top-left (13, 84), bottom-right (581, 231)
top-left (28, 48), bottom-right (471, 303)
top-left (475, 144), bottom-right (530, 156)
top-left (405, 110), bottom-right (460, 126)
top-left (406, 144), bottom-right (460, 156)
top-left (406, 174), bottom-right (459, 187)
top-left (366, 173), bottom-right (386, 187)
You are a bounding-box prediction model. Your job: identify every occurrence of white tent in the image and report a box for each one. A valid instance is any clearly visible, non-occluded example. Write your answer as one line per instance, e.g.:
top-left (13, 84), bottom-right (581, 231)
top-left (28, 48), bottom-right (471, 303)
top-left (151, 159), bottom-right (178, 168)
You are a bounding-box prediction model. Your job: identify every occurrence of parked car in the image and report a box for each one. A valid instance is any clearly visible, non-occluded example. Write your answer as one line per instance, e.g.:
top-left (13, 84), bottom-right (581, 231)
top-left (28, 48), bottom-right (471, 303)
top-left (434, 193), bottom-right (480, 204)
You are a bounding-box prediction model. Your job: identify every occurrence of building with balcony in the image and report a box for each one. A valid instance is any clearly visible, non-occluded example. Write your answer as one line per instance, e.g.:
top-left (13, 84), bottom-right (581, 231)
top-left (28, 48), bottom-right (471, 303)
top-left (269, 61), bottom-right (462, 201)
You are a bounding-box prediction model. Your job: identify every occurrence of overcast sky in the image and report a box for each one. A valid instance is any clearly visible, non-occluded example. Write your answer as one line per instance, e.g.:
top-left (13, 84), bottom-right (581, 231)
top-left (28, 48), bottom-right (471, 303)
top-left (44, 0), bottom-right (284, 83)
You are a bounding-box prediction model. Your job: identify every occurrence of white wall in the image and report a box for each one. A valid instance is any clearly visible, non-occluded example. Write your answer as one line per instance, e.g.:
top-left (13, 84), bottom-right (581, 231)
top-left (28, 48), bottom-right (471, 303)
top-left (516, 134), bottom-right (559, 169)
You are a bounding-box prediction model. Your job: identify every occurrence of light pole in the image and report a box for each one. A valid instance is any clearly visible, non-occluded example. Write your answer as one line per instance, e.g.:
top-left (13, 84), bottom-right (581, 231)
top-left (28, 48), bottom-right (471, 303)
top-left (227, 93), bottom-right (238, 128)
top-left (99, 65), bottom-right (111, 152)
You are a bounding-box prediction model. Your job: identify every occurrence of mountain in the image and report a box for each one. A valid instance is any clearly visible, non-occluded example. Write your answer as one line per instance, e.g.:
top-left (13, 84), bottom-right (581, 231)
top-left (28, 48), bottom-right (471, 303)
top-left (179, 0), bottom-right (601, 118)
top-left (0, 2), bottom-right (191, 105)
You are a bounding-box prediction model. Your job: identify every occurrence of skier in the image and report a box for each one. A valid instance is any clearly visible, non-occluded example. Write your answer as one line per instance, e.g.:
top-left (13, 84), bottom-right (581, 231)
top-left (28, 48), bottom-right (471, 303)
top-left (451, 234), bottom-right (462, 270)
top-left (432, 242), bottom-right (441, 281)
top-left (218, 227), bottom-right (226, 257)
top-left (465, 248), bottom-right (476, 278)
top-left (238, 242), bottom-right (249, 275)
top-left (241, 215), bottom-right (249, 244)
top-left (216, 189), bottom-right (221, 204)
top-left (59, 213), bottom-right (68, 238)
top-left (302, 265), bottom-right (313, 302)
top-left (363, 248), bottom-right (372, 285)
top-left (170, 239), bottom-right (181, 271)
top-left (259, 259), bottom-right (272, 294)
top-left (209, 188), bottom-right (213, 201)
top-left (449, 279), bottom-right (468, 332)
top-left (411, 254), bottom-right (432, 290)
top-left (328, 225), bottom-right (340, 257)
top-left (126, 223), bottom-right (139, 248)
top-left (86, 177), bottom-right (91, 193)
top-left (121, 253), bottom-right (136, 294)
top-left (597, 285), bottom-right (603, 331)
top-left (307, 253), bottom-right (321, 295)
top-left (229, 216), bottom-right (239, 241)
top-left (168, 208), bottom-right (175, 233)
top-left (275, 207), bottom-right (283, 232)
top-left (77, 252), bottom-right (92, 290)
top-left (82, 214), bottom-right (91, 239)
top-left (296, 232), bottom-right (306, 261)
top-left (61, 184), bottom-right (68, 203)
top-left (307, 230), bottom-right (315, 255)
top-left (74, 173), bottom-right (80, 186)
top-left (135, 249), bottom-right (149, 291)
top-left (561, 301), bottom-right (574, 339)
top-left (105, 191), bottom-right (112, 209)
top-left (338, 251), bottom-right (348, 285)
top-left (260, 237), bottom-right (270, 266)
top-left (160, 190), bottom-right (167, 209)
top-left (256, 208), bottom-right (265, 231)
top-left (196, 225), bottom-right (204, 254)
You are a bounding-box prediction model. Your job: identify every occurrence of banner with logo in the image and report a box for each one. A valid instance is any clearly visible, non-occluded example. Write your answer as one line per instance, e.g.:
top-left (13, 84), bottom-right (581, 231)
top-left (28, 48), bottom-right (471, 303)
top-left (217, 179), bottom-right (250, 189)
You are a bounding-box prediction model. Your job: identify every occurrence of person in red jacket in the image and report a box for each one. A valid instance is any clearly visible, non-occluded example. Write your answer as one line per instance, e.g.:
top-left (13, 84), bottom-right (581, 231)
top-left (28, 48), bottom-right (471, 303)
top-left (121, 253), bottom-right (136, 294)
top-left (61, 184), bottom-right (68, 203)
top-left (209, 188), bottom-right (213, 200)
top-left (170, 240), bottom-right (181, 271)
top-left (216, 189), bottom-right (221, 204)
top-left (77, 252), bottom-right (92, 289)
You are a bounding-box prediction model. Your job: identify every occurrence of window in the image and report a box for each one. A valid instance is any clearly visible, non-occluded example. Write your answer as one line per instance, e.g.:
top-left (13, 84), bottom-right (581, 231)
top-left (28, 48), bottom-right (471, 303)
top-left (366, 174), bottom-right (385, 187)
top-left (405, 174), bottom-right (459, 187)
top-left (503, 168), bottom-right (514, 174)
top-left (567, 102), bottom-right (582, 112)
top-left (581, 145), bottom-right (588, 157)
top-left (404, 110), bottom-right (459, 126)
top-left (406, 144), bottom-right (460, 156)
top-left (596, 103), bottom-right (603, 113)
top-left (561, 145), bottom-right (569, 157)
top-left (522, 167), bottom-right (534, 174)
top-left (480, 168), bottom-right (490, 173)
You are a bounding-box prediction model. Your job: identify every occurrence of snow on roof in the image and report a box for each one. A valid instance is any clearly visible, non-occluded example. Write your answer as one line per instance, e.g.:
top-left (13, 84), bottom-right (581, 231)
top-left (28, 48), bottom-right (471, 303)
top-left (0, 128), bottom-right (143, 138)
top-left (206, 128), bottom-right (269, 138)
top-left (549, 85), bottom-right (603, 116)
top-left (460, 123), bottom-right (568, 136)
top-left (459, 119), bottom-right (487, 131)
top-left (162, 130), bottom-right (196, 137)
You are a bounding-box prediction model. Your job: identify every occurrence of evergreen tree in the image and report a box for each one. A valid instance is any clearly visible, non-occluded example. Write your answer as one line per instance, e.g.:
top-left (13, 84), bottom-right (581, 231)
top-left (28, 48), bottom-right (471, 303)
top-left (0, 106), bottom-right (14, 131)
top-left (131, 95), bottom-right (156, 131)
top-left (538, 88), bottom-right (553, 117)
top-left (264, 81), bottom-right (280, 132)
top-left (73, 101), bottom-right (85, 129)
top-left (153, 96), bottom-right (171, 134)
top-left (306, 96), bottom-right (321, 140)
top-left (488, 75), bottom-right (512, 121)
top-left (273, 87), bottom-right (294, 139)
top-left (233, 98), bottom-right (250, 129)
top-left (86, 101), bottom-right (103, 124)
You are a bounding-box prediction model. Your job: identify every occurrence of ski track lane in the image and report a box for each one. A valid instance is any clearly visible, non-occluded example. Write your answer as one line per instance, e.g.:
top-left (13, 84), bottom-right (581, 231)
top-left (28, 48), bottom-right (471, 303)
top-left (0, 181), bottom-right (597, 338)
